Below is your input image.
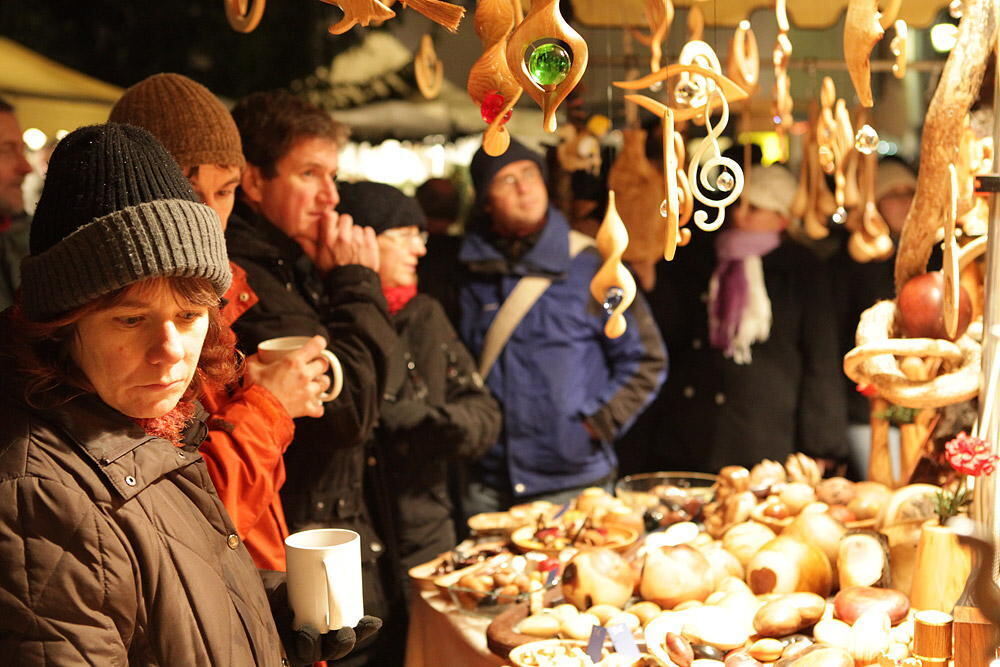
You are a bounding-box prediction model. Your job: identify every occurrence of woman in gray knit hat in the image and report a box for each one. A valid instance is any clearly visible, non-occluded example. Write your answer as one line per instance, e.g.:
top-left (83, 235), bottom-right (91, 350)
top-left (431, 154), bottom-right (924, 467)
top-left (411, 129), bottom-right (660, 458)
top-left (0, 123), bottom-right (376, 665)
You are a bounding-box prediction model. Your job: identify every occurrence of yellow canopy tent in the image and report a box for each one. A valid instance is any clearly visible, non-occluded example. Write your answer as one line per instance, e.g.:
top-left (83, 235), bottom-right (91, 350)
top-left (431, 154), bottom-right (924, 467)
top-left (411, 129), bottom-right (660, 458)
top-left (571, 0), bottom-right (947, 29)
top-left (0, 37), bottom-right (123, 138)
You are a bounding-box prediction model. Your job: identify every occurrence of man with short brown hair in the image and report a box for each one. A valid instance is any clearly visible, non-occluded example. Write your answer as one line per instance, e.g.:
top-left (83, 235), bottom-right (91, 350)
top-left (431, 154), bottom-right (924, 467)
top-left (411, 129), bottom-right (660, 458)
top-left (0, 97), bottom-right (33, 311)
top-left (226, 90), bottom-right (402, 667)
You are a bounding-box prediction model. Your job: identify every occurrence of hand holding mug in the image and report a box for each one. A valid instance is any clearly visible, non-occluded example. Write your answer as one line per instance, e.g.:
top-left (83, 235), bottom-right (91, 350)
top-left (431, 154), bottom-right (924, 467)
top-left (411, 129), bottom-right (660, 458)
top-left (253, 336), bottom-right (344, 418)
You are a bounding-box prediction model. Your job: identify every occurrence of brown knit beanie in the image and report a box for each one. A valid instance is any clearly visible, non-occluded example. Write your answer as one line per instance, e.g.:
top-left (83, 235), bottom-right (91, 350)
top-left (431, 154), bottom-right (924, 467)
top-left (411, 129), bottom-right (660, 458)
top-left (109, 73), bottom-right (245, 171)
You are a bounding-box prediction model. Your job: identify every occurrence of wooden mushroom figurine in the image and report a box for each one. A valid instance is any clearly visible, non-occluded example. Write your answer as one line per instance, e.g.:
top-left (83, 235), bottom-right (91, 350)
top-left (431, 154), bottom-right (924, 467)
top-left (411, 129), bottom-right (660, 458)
top-left (589, 192), bottom-right (636, 339)
top-left (505, 0), bottom-right (589, 133)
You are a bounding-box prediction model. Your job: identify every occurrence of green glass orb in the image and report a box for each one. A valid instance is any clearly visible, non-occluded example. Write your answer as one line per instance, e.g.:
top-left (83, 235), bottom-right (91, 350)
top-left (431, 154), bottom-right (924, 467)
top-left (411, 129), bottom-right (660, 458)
top-left (527, 43), bottom-right (571, 87)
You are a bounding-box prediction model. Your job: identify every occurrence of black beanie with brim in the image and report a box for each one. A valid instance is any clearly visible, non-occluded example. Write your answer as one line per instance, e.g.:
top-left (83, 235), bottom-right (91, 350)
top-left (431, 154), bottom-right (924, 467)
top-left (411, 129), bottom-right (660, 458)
top-left (337, 181), bottom-right (426, 235)
top-left (469, 137), bottom-right (547, 203)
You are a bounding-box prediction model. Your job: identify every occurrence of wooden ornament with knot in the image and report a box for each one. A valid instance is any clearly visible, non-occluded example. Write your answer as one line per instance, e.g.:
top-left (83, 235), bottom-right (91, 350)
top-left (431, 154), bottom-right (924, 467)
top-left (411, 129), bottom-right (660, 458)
top-left (589, 192), bottom-right (637, 339)
top-left (843, 211), bottom-right (987, 409)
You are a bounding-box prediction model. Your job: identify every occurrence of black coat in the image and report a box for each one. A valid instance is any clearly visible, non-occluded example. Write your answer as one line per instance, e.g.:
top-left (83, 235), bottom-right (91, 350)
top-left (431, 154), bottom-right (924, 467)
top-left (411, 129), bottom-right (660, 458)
top-left (225, 201), bottom-right (401, 664)
top-left (377, 294), bottom-right (501, 572)
top-left (639, 231), bottom-right (849, 472)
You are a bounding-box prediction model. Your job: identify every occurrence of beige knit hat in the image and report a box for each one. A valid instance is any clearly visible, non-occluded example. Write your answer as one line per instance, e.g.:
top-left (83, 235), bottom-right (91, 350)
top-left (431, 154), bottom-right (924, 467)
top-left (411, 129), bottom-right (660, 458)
top-left (110, 73), bottom-right (245, 171)
top-left (743, 164), bottom-right (798, 218)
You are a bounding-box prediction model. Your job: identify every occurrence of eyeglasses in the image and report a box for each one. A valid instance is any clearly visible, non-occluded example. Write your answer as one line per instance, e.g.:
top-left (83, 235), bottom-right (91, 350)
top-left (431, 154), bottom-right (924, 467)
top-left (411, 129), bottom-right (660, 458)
top-left (492, 165), bottom-right (543, 191)
top-left (382, 228), bottom-right (429, 246)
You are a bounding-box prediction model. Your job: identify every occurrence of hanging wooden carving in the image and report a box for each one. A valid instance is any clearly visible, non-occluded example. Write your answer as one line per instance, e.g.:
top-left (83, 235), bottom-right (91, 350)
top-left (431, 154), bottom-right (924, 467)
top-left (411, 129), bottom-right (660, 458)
top-left (790, 111), bottom-right (838, 239)
top-left (844, 0), bottom-right (885, 107)
top-left (414, 34), bottom-right (443, 100)
top-left (896, 0), bottom-right (997, 292)
top-left (226, 0), bottom-right (465, 35)
top-left (505, 0), bottom-right (589, 133)
top-left (468, 0), bottom-right (524, 156)
top-left (726, 20), bottom-right (759, 95)
top-left (890, 20), bottom-right (908, 79)
top-left (614, 63), bottom-right (749, 122)
top-left (225, 0), bottom-right (266, 32)
top-left (628, 0), bottom-right (674, 76)
top-left (815, 77), bottom-right (859, 218)
top-left (845, 151), bottom-right (894, 263)
top-left (772, 0), bottom-right (793, 155)
top-left (589, 191), bottom-right (637, 339)
top-left (343, 0), bottom-right (465, 33)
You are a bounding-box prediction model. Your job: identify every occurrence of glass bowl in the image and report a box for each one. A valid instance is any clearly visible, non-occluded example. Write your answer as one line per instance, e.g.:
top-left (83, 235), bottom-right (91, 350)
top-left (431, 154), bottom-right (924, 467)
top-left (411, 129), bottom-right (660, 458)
top-left (615, 472), bottom-right (718, 529)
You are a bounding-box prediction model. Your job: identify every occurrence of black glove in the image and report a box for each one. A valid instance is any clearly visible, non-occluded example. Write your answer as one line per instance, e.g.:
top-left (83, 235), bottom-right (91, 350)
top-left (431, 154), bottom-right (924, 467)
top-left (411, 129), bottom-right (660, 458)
top-left (379, 399), bottom-right (432, 434)
top-left (266, 576), bottom-right (382, 665)
top-left (287, 616), bottom-right (382, 665)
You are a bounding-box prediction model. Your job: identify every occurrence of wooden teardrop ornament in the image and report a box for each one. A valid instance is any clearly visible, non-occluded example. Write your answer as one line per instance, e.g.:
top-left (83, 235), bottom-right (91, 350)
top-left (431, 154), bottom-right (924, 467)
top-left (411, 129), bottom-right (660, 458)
top-left (843, 0), bottom-right (885, 107)
top-left (225, 0), bottom-right (266, 33)
top-left (505, 0), bottom-right (589, 133)
top-left (589, 191), bottom-right (637, 339)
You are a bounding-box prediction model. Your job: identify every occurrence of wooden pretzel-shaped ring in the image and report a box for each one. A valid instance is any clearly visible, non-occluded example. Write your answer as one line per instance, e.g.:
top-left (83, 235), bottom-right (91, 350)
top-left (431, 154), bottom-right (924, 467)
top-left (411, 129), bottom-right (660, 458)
top-left (225, 0), bottom-right (266, 32)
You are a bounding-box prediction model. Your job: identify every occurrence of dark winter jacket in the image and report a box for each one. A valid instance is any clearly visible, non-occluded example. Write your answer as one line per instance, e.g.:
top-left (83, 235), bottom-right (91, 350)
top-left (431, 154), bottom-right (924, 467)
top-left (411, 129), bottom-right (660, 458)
top-left (647, 231), bottom-right (849, 473)
top-left (448, 207), bottom-right (668, 498)
top-left (224, 200), bottom-right (400, 649)
top-left (0, 377), bottom-right (286, 665)
top-left (379, 294), bottom-right (500, 571)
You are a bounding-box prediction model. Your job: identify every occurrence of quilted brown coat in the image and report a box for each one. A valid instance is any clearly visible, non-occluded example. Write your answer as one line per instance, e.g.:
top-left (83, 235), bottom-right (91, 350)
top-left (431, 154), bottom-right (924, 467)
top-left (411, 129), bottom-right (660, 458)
top-left (0, 387), bottom-right (287, 666)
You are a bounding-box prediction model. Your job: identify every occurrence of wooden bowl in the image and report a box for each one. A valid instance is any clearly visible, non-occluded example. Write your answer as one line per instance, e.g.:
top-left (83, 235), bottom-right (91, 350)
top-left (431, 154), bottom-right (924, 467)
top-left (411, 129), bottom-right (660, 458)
top-left (510, 525), bottom-right (639, 557)
top-left (408, 551), bottom-right (452, 593)
top-left (467, 511), bottom-right (519, 536)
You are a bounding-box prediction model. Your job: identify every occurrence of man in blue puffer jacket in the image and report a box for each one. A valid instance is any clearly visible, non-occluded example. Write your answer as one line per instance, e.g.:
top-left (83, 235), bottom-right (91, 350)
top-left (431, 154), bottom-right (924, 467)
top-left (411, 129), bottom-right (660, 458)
top-left (444, 138), bottom-right (668, 513)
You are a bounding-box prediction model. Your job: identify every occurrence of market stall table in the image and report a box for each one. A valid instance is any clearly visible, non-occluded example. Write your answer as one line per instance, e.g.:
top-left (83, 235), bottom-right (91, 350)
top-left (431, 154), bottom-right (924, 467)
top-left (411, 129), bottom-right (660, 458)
top-left (405, 587), bottom-right (508, 667)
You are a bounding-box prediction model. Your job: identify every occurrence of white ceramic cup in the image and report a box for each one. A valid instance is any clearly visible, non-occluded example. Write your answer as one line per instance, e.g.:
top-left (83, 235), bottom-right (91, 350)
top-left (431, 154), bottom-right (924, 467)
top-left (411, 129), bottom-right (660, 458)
top-left (284, 528), bottom-right (364, 632)
top-left (257, 335), bottom-right (344, 402)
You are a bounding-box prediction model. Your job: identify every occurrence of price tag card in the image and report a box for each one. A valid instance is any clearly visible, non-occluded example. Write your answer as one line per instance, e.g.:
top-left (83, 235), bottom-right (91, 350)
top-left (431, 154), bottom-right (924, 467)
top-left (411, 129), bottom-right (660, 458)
top-left (586, 625), bottom-right (608, 663)
top-left (606, 623), bottom-right (640, 660)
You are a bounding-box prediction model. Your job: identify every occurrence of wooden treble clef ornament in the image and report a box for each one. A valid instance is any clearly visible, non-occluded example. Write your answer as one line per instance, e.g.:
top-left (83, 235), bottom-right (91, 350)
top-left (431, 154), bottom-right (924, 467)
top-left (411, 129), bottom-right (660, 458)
top-left (506, 0), bottom-right (589, 133)
top-left (589, 191), bottom-right (637, 339)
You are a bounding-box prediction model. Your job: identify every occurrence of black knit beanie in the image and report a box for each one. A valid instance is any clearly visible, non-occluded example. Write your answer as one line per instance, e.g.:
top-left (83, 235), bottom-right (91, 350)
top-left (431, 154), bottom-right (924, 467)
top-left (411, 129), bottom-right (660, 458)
top-left (20, 123), bottom-right (231, 321)
top-left (469, 137), bottom-right (547, 203)
top-left (337, 181), bottom-right (426, 235)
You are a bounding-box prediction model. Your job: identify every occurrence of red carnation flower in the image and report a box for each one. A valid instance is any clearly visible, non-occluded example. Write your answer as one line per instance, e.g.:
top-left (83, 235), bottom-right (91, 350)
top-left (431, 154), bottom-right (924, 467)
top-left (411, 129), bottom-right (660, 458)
top-left (945, 432), bottom-right (999, 477)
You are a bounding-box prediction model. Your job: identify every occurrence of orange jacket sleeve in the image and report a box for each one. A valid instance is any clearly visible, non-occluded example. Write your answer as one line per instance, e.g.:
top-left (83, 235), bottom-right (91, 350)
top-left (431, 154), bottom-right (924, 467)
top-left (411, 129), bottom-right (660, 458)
top-left (199, 382), bottom-right (295, 540)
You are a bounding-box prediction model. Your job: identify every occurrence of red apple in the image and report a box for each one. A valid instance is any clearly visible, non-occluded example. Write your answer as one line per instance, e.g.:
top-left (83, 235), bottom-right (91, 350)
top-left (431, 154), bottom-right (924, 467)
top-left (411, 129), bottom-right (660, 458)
top-left (897, 271), bottom-right (972, 340)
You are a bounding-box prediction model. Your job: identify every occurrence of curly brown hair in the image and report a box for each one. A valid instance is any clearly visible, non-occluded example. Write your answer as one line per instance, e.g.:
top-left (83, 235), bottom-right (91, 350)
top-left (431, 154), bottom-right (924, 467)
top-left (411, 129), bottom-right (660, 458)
top-left (1, 277), bottom-right (240, 410)
top-left (231, 90), bottom-right (349, 178)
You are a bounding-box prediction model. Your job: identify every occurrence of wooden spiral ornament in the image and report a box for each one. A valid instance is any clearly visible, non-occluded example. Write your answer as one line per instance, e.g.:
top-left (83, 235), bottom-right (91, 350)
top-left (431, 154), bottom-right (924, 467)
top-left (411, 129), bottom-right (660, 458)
top-left (614, 63), bottom-right (749, 122)
top-left (726, 20), bottom-right (759, 95)
top-left (589, 192), bottom-right (637, 339)
top-left (414, 35), bottom-right (443, 100)
top-left (844, 0), bottom-right (885, 107)
top-left (772, 0), bottom-right (793, 156)
top-left (468, 0), bottom-right (523, 156)
top-left (646, 0), bottom-right (674, 76)
top-left (686, 84), bottom-right (744, 232)
top-left (505, 0), bottom-right (589, 133)
top-left (225, 0), bottom-right (266, 32)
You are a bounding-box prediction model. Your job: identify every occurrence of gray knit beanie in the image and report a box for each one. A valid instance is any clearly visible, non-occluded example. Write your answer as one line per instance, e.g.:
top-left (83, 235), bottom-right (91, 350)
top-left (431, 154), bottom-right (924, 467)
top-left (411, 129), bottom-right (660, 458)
top-left (20, 122), bottom-right (231, 321)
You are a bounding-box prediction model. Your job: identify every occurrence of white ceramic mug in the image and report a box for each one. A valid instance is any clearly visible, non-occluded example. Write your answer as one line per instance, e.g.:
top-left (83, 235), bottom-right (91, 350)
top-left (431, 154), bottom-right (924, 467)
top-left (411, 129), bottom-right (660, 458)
top-left (284, 528), bottom-right (363, 632)
top-left (257, 335), bottom-right (344, 402)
